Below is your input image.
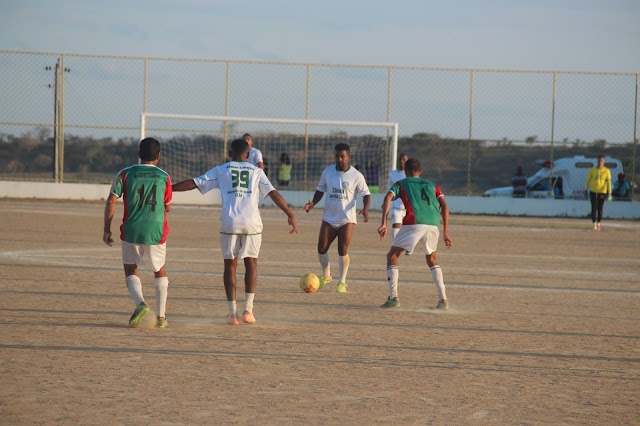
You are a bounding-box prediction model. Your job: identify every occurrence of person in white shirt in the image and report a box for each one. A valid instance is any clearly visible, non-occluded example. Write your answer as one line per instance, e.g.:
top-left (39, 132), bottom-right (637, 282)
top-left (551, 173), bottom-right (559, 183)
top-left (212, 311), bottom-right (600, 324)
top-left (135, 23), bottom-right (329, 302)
top-left (172, 139), bottom-right (297, 325)
top-left (304, 143), bottom-right (371, 293)
top-left (243, 133), bottom-right (264, 170)
top-left (387, 153), bottom-right (410, 254)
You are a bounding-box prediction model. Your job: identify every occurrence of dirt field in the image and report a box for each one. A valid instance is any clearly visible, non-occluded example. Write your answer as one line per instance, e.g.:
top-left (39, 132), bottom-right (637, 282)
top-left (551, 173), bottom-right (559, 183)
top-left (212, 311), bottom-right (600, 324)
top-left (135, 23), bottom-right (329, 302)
top-left (1, 199), bottom-right (639, 424)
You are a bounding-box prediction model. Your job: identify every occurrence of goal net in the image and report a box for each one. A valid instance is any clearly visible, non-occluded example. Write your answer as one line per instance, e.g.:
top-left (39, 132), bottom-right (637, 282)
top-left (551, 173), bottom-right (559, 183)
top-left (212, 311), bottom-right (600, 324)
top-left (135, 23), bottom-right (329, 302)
top-left (140, 113), bottom-right (399, 192)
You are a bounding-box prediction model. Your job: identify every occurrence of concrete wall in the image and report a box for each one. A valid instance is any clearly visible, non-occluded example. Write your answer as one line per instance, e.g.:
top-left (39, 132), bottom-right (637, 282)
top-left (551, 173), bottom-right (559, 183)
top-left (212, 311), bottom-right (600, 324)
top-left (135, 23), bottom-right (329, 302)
top-left (1, 181), bottom-right (638, 219)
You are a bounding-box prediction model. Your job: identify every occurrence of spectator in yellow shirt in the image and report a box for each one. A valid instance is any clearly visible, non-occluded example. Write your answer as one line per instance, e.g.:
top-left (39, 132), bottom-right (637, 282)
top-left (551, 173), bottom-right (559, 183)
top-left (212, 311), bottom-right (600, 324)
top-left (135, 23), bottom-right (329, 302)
top-left (584, 155), bottom-right (612, 231)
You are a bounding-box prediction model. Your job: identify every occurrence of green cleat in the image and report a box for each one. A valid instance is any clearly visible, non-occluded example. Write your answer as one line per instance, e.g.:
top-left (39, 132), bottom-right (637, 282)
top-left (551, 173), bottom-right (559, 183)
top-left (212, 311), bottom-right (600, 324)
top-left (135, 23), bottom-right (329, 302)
top-left (380, 297), bottom-right (400, 309)
top-left (129, 302), bottom-right (149, 327)
top-left (318, 275), bottom-right (332, 289)
top-left (155, 316), bottom-right (168, 328)
top-left (434, 299), bottom-right (449, 310)
top-left (336, 282), bottom-right (348, 293)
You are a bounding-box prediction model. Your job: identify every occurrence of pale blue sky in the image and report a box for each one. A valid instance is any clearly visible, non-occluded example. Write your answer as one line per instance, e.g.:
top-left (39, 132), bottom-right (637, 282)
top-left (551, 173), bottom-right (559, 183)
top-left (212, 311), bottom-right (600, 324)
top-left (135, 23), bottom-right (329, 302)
top-left (2, 0), bottom-right (639, 72)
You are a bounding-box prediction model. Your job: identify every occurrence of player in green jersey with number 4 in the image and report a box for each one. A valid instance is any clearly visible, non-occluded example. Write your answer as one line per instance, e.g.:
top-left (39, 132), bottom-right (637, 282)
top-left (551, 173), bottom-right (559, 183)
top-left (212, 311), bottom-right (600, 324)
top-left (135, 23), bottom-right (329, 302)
top-left (172, 139), bottom-right (297, 325)
top-left (103, 137), bottom-right (172, 328)
top-left (378, 158), bottom-right (452, 310)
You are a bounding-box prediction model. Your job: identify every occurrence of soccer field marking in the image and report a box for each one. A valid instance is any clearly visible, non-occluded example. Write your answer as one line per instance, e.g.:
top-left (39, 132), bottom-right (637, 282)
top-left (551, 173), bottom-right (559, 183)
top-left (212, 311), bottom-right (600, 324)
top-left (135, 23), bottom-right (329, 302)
top-left (2, 247), bottom-right (638, 285)
top-left (2, 247), bottom-right (638, 279)
top-left (3, 245), bottom-right (636, 265)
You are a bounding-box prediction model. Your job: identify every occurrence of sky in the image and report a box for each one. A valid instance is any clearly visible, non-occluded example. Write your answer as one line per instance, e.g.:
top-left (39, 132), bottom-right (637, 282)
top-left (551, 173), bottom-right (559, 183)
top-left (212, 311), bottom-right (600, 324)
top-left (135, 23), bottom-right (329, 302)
top-left (2, 0), bottom-right (640, 72)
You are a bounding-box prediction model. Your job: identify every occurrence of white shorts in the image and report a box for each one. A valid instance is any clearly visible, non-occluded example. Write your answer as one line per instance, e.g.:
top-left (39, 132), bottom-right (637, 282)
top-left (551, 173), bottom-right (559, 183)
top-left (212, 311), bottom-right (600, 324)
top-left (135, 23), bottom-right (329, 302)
top-left (390, 208), bottom-right (406, 225)
top-left (322, 220), bottom-right (353, 230)
top-left (392, 224), bottom-right (440, 255)
top-left (121, 241), bottom-right (167, 272)
top-left (220, 233), bottom-right (262, 259)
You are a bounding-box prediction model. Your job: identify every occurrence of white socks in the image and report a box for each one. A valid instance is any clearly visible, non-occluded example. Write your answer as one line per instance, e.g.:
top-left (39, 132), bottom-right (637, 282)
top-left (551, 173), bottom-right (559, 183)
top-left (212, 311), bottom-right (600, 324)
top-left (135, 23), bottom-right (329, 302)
top-left (387, 265), bottom-right (399, 298)
top-left (155, 277), bottom-right (169, 318)
top-left (430, 265), bottom-right (447, 300)
top-left (385, 264), bottom-right (446, 301)
top-left (245, 293), bottom-right (255, 313)
top-left (126, 275), bottom-right (144, 305)
top-left (227, 300), bottom-right (237, 317)
top-left (319, 252), bottom-right (331, 278)
top-left (228, 294), bottom-right (255, 317)
top-left (338, 255), bottom-right (350, 283)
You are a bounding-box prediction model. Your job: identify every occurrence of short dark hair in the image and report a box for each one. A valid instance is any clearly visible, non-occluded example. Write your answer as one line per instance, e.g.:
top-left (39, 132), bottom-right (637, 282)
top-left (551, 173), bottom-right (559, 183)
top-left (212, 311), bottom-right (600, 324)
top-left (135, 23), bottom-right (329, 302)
top-left (139, 138), bottom-right (160, 161)
top-left (243, 133), bottom-right (252, 140)
top-left (231, 138), bottom-right (250, 156)
top-left (404, 158), bottom-right (421, 174)
top-left (334, 143), bottom-right (350, 154)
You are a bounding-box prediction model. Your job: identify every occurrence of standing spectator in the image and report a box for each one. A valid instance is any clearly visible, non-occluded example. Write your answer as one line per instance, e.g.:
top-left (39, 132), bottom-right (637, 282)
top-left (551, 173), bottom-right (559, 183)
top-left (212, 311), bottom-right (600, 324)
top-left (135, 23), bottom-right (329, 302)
top-left (103, 137), bottom-right (172, 328)
top-left (277, 152), bottom-right (292, 187)
top-left (512, 166), bottom-right (527, 198)
top-left (584, 155), bottom-right (612, 231)
top-left (612, 173), bottom-right (631, 201)
top-left (171, 139), bottom-right (297, 325)
top-left (304, 143), bottom-right (371, 293)
top-left (243, 133), bottom-right (264, 170)
top-left (378, 158), bottom-right (452, 310)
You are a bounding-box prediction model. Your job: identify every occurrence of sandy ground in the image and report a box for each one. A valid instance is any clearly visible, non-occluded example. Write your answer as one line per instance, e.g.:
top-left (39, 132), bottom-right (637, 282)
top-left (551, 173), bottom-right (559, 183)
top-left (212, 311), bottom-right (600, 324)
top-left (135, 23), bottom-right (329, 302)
top-left (0, 199), bottom-right (639, 425)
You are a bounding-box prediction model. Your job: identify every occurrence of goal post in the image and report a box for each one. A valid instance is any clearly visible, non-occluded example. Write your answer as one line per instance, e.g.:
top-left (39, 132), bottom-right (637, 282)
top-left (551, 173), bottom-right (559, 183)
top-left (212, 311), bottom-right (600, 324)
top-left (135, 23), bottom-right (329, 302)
top-left (140, 112), bottom-right (399, 191)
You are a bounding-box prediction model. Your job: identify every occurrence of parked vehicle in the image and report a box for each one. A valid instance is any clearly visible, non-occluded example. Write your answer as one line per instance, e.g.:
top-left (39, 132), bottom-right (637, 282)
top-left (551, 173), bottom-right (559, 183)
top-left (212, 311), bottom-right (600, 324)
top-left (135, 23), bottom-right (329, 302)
top-left (484, 156), bottom-right (624, 199)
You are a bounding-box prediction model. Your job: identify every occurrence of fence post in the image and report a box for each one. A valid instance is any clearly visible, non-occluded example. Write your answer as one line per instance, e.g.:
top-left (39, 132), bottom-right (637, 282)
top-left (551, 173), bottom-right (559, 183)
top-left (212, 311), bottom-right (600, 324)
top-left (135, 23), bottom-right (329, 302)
top-left (467, 70), bottom-right (474, 195)
top-left (304, 64), bottom-right (311, 191)
top-left (549, 71), bottom-right (557, 197)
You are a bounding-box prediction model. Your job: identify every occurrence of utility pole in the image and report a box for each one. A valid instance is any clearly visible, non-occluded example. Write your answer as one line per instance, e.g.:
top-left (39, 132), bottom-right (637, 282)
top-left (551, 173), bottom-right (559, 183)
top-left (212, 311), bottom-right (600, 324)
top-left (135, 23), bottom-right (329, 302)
top-left (46, 57), bottom-right (70, 182)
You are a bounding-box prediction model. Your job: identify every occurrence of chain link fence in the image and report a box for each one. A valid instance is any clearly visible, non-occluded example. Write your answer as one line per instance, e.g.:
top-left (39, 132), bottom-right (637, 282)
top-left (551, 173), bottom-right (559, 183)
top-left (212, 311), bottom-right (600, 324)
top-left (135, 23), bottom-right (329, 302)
top-left (1, 50), bottom-right (637, 198)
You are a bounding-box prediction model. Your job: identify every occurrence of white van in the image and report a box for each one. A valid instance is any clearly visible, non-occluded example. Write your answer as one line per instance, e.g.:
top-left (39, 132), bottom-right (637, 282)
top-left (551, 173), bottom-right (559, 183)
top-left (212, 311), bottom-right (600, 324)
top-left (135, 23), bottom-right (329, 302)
top-left (484, 156), bottom-right (624, 199)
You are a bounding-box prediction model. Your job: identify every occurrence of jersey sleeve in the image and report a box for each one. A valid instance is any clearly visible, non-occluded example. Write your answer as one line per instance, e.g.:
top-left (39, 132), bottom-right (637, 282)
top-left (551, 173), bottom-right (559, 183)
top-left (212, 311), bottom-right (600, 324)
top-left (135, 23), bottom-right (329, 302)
top-left (255, 149), bottom-right (264, 164)
top-left (435, 184), bottom-right (444, 199)
top-left (584, 169), bottom-right (594, 190)
top-left (194, 167), bottom-right (220, 194)
top-left (257, 169), bottom-right (276, 198)
top-left (316, 168), bottom-right (328, 192)
top-left (357, 173), bottom-right (371, 196)
top-left (164, 175), bottom-right (173, 204)
top-left (110, 169), bottom-right (125, 198)
top-left (390, 182), bottom-right (400, 199)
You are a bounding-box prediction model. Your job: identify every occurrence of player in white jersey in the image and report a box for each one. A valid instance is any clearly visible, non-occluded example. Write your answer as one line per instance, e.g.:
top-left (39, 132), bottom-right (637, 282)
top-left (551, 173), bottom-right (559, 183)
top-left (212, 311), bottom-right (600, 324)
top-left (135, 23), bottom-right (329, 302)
top-left (304, 143), bottom-right (371, 293)
top-left (387, 153), bottom-right (410, 254)
top-left (172, 139), bottom-right (297, 325)
top-left (243, 133), bottom-right (264, 170)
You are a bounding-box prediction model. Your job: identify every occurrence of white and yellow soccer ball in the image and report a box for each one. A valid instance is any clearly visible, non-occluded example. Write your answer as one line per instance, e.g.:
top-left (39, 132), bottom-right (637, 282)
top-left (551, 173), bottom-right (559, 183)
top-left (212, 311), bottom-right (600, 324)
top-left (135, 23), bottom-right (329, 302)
top-left (299, 273), bottom-right (320, 293)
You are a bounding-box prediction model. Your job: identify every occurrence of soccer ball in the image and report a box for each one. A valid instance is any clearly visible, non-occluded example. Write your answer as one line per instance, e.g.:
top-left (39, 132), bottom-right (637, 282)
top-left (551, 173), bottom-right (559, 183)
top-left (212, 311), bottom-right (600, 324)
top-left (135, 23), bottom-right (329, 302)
top-left (299, 273), bottom-right (320, 293)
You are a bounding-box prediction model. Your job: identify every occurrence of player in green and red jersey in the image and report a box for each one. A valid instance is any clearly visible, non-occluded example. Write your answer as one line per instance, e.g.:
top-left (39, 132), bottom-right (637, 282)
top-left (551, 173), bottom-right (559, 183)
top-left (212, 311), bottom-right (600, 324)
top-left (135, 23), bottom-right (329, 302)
top-left (103, 137), bottom-right (172, 328)
top-left (377, 158), bottom-right (452, 310)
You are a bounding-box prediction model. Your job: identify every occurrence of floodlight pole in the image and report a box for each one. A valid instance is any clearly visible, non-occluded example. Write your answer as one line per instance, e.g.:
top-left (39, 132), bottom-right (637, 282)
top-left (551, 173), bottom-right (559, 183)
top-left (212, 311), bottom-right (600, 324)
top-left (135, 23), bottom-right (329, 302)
top-left (46, 57), bottom-right (70, 182)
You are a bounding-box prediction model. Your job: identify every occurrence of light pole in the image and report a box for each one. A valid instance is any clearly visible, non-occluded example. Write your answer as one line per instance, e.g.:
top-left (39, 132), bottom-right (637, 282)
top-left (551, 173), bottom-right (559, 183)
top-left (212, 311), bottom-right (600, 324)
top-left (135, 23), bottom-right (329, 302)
top-left (46, 58), bottom-right (70, 182)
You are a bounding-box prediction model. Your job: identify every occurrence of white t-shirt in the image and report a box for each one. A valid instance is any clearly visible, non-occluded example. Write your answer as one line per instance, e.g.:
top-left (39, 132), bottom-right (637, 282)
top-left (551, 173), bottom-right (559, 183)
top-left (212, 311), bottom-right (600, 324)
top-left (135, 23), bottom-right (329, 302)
top-left (194, 161), bottom-right (275, 235)
top-left (248, 147), bottom-right (263, 167)
top-left (317, 165), bottom-right (370, 225)
top-left (387, 169), bottom-right (406, 210)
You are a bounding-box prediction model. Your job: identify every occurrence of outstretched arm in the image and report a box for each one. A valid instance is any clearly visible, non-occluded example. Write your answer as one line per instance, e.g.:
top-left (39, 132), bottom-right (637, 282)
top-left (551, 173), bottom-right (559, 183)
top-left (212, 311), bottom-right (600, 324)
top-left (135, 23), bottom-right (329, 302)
top-left (439, 196), bottom-right (452, 248)
top-left (268, 190), bottom-right (298, 234)
top-left (304, 190), bottom-right (325, 212)
top-left (377, 192), bottom-right (394, 240)
top-left (172, 179), bottom-right (197, 192)
top-left (103, 193), bottom-right (118, 246)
